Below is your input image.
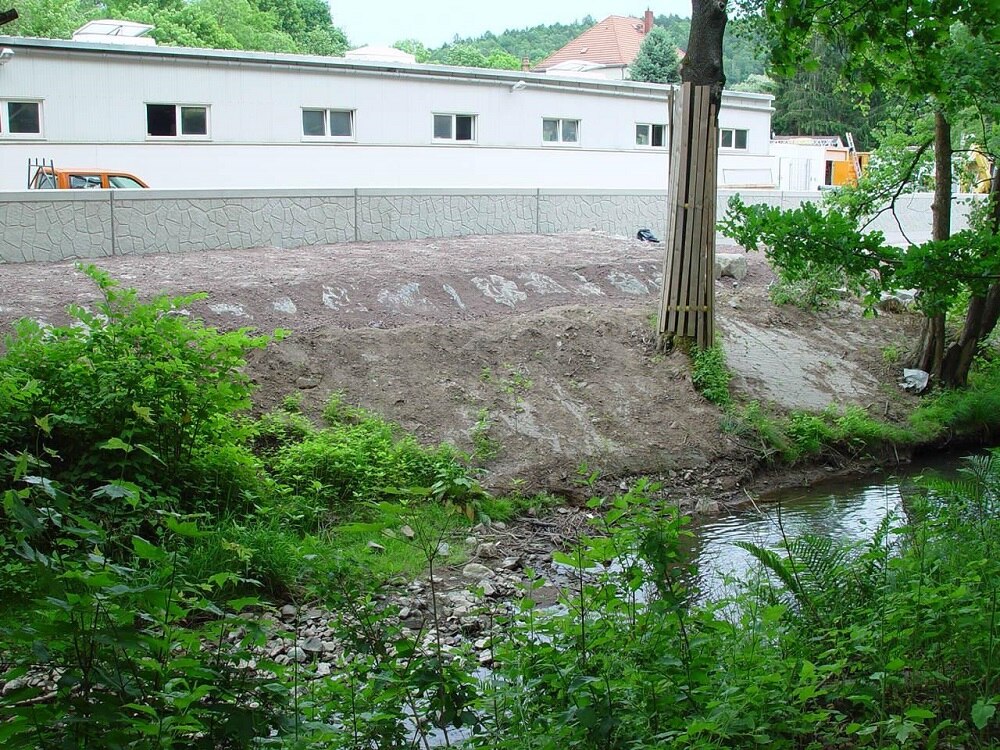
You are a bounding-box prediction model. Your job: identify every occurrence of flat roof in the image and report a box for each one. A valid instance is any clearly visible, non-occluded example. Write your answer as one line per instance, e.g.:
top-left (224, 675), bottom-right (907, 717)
top-left (0, 35), bottom-right (775, 110)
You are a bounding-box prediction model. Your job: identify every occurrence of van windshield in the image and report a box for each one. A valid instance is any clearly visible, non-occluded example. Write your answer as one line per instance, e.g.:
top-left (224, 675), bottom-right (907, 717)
top-left (109, 175), bottom-right (144, 189)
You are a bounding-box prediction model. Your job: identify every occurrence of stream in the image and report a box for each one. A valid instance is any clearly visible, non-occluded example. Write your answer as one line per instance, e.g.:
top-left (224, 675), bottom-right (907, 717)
top-left (688, 453), bottom-right (974, 601)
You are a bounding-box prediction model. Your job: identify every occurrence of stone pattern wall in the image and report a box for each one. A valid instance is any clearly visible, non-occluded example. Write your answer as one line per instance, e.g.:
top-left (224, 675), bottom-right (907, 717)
top-left (357, 191), bottom-right (536, 241)
top-left (114, 194), bottom-right (354, 255)
top-left (538, 192), bottom-right (667, 239)
top-left (0, 188), bottom-right (964, 263)
top-left (0, 193), bottom-right (112, 263)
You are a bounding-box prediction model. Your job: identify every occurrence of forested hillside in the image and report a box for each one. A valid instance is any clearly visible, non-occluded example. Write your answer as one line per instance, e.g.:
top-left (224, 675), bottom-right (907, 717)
top-left (395, 14), bottom-right (766, 82)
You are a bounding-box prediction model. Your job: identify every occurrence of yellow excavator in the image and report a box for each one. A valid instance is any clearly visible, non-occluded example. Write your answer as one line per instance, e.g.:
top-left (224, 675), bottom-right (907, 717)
top-left (962, 148), bottom-right (994, 194)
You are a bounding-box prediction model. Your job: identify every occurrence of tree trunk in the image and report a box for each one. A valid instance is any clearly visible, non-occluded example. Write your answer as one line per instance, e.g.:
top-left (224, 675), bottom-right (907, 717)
top-left (938, 164), bottom-right (1000, 387)
top-left (681, 1), bottom-right (727, 94)
top-left (658, 1), bottom-right (727, 351)
top-left (915, 110), bottom-right (952, 377)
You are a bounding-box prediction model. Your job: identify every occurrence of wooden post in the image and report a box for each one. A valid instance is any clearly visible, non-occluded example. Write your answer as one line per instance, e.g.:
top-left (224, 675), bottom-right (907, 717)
top-left (658, 82), bottom-right (719, 350)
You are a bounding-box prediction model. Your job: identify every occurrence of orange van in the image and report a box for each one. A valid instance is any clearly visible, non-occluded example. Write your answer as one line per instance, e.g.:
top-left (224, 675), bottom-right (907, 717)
top-left (28, 165), bottom-right (149, 190)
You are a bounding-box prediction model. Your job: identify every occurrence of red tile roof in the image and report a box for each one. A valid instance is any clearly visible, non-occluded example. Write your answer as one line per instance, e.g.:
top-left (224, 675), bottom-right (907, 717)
top-left (535, 15), bottom-right (649, 70)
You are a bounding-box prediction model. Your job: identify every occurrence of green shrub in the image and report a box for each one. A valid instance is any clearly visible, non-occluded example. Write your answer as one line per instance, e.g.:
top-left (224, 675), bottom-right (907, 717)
top-left (0, 265), bottom-right (279, 511)
top-left (269, 402), bottom-right (470, 518)
top-left (690, 343), bottom-right (733, 407)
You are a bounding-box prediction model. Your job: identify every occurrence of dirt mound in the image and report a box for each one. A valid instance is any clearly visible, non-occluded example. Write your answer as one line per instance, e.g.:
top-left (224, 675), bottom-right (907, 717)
top-left (0, 232), bottom-right (921, 498)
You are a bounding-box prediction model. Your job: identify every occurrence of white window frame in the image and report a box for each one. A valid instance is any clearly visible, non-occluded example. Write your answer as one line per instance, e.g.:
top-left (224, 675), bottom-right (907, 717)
top-left (432, 113), bottom-right (477, 144)
top-left (719, 127), bottom-right (749, 151)
top-left (542, 117), bottom-right (580, 146)
top-left (0, 99), bottom-right (44, 139)
top-left (301, 108), bottom-right (356, 141)
top-left (635, 122), bottom-right (667, 149)
top-left (145, 103), bottom-right (211, 140)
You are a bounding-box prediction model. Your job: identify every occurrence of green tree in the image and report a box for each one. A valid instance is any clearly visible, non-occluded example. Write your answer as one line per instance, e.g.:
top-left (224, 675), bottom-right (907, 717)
top-left (629, 26), bottom-right (681, 83)
top-left (485, 48), bottom-right (520, 70)
top-left (394, 38), bottom-right (431, 63)
top-left (444, 43), bottom-right (488, 68)
top-left (9, 0), bottom-right (348, 55)
top-left (736, 0), bottom-right (1000, 386)
top-left (3, 0), bottom-right (99, 37)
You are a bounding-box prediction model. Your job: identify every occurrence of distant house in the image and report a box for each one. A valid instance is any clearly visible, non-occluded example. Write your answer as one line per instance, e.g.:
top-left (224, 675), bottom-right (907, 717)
top-left (534, 12), bottom-right (655, 80)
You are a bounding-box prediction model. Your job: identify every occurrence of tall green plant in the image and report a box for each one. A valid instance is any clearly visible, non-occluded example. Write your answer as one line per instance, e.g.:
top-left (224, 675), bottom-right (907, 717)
top-left (0, 265), bottom-right (280, 507)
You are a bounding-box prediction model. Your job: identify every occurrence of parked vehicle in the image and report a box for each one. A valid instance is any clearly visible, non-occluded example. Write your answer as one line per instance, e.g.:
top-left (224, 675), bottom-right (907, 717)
top-left (27, 158), bottom-right (148, 189)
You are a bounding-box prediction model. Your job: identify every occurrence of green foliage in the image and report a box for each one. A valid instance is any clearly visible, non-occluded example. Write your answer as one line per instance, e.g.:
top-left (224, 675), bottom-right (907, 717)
top-left (11, 0), bottom-right (348, 55)
top-left (628, 26), bottom-right (680, 84)
top-left (690, 343), bottom-right (733, 407)
top-left (720, 194), bottom-right (1000, 318)
top-left (0, 265), bottom-right (275, 507)
top-left (268, 396), bottom-right (469, 518)
top-left (0, 480), bottom-right (290, 747)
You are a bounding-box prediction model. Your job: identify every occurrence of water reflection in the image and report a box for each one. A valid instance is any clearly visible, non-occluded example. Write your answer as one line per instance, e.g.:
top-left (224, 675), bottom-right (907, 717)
top-left (687, 457), bottom-right (966, 602)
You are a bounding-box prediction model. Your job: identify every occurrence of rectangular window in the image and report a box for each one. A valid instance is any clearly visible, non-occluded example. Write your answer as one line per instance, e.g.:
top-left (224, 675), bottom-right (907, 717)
top-left (146, 103), bottom-right (210, 138)
top-left (720, 128), bottom-right (748, 150)
top-left (433, 113), bottom-right (476, 142)
top-left (636, 123), bottom-right (666, 148)
top-left (0, 100), bottom-right (42, 137)
top-left (302, 108), bottom-right (355, 139)
top-left (542, 118), bottom-right (580, 144)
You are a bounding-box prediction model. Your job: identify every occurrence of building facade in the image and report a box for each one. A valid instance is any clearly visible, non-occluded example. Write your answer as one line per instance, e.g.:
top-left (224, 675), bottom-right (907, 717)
top-left (0, 34), bottom-right (776, 192)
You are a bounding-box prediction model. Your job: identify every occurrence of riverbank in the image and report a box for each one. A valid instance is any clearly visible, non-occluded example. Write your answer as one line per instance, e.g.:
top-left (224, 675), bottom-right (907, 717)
top-left (0, 231), bottom-right (934, 496)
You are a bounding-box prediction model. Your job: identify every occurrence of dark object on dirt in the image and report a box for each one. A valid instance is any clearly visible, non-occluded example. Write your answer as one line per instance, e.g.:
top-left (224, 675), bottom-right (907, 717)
top-left (636, 228), bottom-right (660, 243)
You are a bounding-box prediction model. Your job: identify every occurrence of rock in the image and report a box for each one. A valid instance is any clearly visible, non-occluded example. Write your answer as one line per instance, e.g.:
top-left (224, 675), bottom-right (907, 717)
top-left (400, 525), bottom-right (415, 539)
top-left (478, 650), bottom-right (494, 667)
top-left (465, 536), bottom-right (478, 545)
top-left (499, 556), bottom-right (522, 570)
top-left (280, 604), bottom-right (297, 619)
top-left (301, 636), bottom-right (324, 654)
top-left (714, 253), bottom-right (748, 281)
top-left (694, 499), bottom-right (720, 515)
top-left (492, 521), bottom-right (507, 530)
top-left (462, 563), bottom-right (495, 580)
top-left (367, 541), bottom-right (386, 554)
top-left (290, 647), bottom-right (308, 663)
top-left (474, 636), bottom-right (491, 649)
top-left (437, 542), bottom-right (450, 557)
top-left (295, 375), bottom-right (321, 389)
top-left (480, 581), bottom-right (496, 597)
top-left (315, 662), bottom-right (332, 677)
top-left (879, 289), bottom-right (918, 313)
top-left (475, 542), bottom-right (499, 559)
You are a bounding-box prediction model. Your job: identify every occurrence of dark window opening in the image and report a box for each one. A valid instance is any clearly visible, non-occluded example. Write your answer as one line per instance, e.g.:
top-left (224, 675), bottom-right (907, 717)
top-left (455, 115), bottom-right (473, 141)
top-left (147, 104), bottom-right (176, 136)
top-left (9, 102), bottom-right (40, 134)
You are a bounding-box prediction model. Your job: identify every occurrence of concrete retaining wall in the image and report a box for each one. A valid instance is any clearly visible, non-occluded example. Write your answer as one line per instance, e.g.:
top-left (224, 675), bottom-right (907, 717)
top-left (0, 187), bottom-right (973, 264)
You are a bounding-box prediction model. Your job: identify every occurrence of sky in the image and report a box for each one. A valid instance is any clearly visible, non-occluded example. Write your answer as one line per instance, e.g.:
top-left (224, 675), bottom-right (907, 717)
top-left (331, 1), bottom-right (694, 48)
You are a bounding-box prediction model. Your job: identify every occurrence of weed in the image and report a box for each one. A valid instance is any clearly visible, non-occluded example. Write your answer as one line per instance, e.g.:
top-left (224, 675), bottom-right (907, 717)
top-left (690, 343), bottom-right (733, 407)
top-left (471, 407), bottom-right (500, 461)
top-left (882, 344), bottom-right (901, 364)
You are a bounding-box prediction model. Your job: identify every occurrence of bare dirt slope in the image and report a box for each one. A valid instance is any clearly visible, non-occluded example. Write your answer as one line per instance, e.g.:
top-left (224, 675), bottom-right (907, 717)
top-left (0, 232), bottom-right (921, 497)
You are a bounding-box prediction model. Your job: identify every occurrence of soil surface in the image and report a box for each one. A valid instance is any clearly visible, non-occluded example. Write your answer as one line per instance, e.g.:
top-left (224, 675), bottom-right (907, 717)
top-left (0, 231), bottom-right (923, 504)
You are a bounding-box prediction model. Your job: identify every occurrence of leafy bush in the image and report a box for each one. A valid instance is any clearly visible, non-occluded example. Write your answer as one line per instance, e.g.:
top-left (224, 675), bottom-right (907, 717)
top-left (0, 265), bottom-right (278, 512)
top-left (268, 399), bottom-right (470, 518)
top-left (0, 477), bottom-right (291, 748)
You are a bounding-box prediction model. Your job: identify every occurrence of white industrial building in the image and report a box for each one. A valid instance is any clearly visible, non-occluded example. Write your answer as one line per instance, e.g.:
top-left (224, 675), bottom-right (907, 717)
top-left (0, 27), bottom-right (779, 191)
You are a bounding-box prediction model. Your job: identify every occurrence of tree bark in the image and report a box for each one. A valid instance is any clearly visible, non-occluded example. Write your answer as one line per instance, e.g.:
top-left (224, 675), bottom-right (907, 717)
top-left (681, 0), bottom-right (727, 103)
top-left (939, 165), bottom-right (1000, 387)
top-left (915, 110), bottom-right (952, 377)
